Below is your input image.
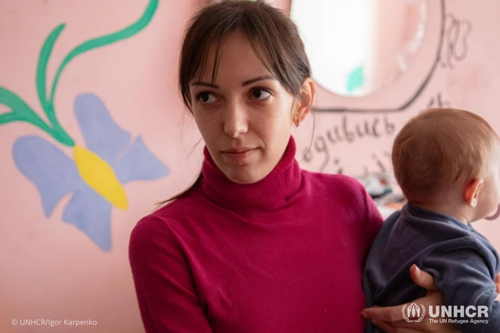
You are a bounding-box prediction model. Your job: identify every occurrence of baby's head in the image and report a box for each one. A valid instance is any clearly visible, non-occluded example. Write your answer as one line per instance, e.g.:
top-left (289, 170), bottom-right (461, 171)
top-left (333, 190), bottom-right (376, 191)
top-left (392, 108), bottom-right (500, 222)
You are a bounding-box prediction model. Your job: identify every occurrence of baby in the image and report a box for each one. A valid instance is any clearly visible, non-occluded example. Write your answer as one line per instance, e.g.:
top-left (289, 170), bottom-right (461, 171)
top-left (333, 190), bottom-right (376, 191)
top-left (363, 108), bottom-right (500, 332)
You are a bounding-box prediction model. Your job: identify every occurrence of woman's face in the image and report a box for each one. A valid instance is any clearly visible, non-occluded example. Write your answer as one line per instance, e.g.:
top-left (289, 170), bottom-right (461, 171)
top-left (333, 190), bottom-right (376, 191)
top-left (189, 32), bottom-right (308, 184)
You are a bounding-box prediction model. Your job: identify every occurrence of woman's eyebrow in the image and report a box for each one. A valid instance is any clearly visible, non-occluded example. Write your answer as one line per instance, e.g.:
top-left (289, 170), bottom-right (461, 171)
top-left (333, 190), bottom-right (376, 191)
top-left (242, 75), bottom-right (274, 87)
top-left (191, 81), bottom-right (219, 88)
top-left (190, 75), bottom-right (274, 88)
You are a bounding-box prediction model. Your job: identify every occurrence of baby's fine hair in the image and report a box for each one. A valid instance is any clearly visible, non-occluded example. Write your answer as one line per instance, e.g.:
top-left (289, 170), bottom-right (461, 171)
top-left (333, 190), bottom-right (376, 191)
top-left (392, 108), bottom-right (499, 204)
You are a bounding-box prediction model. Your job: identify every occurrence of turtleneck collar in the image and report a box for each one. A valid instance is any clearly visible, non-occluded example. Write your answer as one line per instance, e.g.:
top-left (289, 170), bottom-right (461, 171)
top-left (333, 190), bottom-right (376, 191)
top-left (200, 136), bottom-right (302, 213)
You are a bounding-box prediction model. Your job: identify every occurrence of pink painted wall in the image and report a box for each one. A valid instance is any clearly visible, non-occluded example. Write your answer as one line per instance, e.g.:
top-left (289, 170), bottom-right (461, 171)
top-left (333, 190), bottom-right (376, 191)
top-left (0, 0), bottom-right (499, 332)
top-left (0, 1), bottom-right (202, 332)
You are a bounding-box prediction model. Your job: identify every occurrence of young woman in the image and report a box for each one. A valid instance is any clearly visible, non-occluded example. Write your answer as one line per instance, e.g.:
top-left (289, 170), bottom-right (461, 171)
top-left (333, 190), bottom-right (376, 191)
top-left (129, 2), bottom-right (457, 332)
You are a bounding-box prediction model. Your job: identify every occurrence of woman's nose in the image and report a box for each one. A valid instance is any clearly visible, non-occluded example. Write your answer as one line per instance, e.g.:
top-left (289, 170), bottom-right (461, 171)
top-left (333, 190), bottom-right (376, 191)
top-left (223, 100), bottom-right (248, 138)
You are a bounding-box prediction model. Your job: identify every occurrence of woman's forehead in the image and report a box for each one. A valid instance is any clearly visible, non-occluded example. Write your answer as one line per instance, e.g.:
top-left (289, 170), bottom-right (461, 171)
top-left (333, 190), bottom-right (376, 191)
top-left (191, 33), bottom-right (274, 85)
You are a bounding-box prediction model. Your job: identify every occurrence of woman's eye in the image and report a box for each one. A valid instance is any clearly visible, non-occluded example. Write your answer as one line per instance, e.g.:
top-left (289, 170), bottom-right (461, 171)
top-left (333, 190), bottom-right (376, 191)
top-left (251, 88), bottom-right (271, 100)
top-left (197, 92), bottom-right (217, 104)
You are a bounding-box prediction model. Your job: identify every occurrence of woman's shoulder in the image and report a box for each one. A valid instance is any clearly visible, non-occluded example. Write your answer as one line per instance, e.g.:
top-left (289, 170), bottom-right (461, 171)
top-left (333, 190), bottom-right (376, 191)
top-left (302, 170), bottom-right (366, 195)
top-left (129, 210), bottom-right (175, 247)
top-left (301, 170), bottom-right (383, 245)
top-left (130, 193), bottom-right (201, 241)
top-left (132, 190), bottom-right (211, 243)
top-left (128, 197), bottom-right (205, 273)
top-left (156, 191), bottom-right (202, 218)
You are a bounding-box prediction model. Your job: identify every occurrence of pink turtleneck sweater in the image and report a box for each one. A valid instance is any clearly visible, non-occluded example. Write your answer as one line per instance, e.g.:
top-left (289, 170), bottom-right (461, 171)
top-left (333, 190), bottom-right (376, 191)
top-left (129, 137), bottom-right (383, 333)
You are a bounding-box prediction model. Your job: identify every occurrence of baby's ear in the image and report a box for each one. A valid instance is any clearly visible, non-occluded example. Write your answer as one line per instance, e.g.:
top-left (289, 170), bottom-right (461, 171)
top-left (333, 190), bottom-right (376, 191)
top-left (463, 178), bottom-right (484, 207)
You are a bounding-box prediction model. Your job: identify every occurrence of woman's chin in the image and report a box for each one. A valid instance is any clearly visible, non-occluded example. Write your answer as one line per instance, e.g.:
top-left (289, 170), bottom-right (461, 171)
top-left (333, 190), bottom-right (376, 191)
top-left (224, 167), bottom-right (267, 185)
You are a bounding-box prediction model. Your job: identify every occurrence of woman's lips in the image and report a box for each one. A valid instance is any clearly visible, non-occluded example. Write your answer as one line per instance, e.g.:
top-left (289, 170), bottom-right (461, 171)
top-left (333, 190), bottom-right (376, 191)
top-left (221, 148), bottom-right (258, 163)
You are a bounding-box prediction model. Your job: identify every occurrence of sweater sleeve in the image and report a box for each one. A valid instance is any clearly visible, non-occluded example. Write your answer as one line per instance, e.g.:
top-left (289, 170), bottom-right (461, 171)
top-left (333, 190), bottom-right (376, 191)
top-left (423, 236), bottom-right (500, 332)
top-left (360, 185), bottom-right (384, 248)
top-left (337, 175), bottom-right (384, 261)
top-left (129, 216), bottom-right (213, 333)
top-left (345, 177), bottom-right (383, 252)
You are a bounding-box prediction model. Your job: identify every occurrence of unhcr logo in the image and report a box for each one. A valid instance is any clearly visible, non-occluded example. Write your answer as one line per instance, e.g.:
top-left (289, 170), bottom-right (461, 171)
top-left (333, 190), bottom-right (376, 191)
top-left (400, 304), bottom-right (489, 325)
top-left (428, 306), bottom-right (489, 324)
top-left (402, 303), bottom-right (426, 323)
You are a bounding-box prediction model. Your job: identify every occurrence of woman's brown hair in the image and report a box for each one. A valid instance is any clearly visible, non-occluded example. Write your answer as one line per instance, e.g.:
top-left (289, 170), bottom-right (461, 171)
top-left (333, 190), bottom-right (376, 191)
top-left (162, 0), bottom-right (311, 205)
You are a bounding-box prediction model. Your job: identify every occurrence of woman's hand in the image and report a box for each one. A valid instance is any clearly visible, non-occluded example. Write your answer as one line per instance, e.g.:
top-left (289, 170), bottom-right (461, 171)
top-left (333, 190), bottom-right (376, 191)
top-left (361, 265), bottom-right (460, 333)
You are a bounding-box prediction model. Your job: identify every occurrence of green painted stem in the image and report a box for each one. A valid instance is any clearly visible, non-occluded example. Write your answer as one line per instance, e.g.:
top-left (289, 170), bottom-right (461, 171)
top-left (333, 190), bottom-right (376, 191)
top-left (48, 0), bottom-right (159, 105)
top-left (37, 23), bottom-right (65, 123)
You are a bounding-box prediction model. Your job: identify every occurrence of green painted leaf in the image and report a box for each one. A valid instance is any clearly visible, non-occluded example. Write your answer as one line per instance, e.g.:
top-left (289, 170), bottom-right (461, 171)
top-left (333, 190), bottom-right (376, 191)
top-left (49, 0), bottom-right (159, 103)
top-left (0, 112), bottom-right (21, 125)
top-left (37, 24), bottom-right (66, 120)
top-left (0, 86), bottom-right (53, 133)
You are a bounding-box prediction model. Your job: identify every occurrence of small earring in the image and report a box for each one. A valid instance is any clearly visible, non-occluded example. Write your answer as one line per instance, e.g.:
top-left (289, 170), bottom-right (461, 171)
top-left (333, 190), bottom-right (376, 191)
top-left (471, 199), bottom-right (478, 207)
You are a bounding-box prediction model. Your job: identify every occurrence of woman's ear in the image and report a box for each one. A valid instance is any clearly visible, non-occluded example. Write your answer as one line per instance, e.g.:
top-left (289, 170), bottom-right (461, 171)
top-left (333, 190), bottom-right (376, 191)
top-left (464, 178), bottom-right (484, 208)
top-left (293, 78), bottom-right (315, 127)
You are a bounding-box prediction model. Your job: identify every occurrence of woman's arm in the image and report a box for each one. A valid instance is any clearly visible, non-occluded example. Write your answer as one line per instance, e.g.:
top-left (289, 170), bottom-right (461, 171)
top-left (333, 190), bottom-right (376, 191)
top-left (362, 265), bottom-right (460, 333)
top-left (129, 216), bottom-right (213, 333)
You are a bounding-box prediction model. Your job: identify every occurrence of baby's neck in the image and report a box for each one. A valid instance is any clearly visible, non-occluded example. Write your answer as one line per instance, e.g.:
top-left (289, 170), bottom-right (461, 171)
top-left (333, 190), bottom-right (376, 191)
top-left (412, 202), bottom-right (470, 224)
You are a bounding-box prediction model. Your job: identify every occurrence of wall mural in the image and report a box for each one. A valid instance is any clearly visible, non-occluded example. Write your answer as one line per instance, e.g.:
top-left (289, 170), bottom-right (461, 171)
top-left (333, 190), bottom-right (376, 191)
top-left (0, 0), bottom-right (482, 250)
top-left (0, 0), bottom-right (168, 251)
top-left (290, 0), bottom-right (473, 175)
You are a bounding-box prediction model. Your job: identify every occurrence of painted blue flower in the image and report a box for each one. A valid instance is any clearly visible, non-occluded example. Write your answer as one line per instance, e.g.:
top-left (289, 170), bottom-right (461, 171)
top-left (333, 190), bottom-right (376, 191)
top-left (12, 93), bottom-right (169, 251)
